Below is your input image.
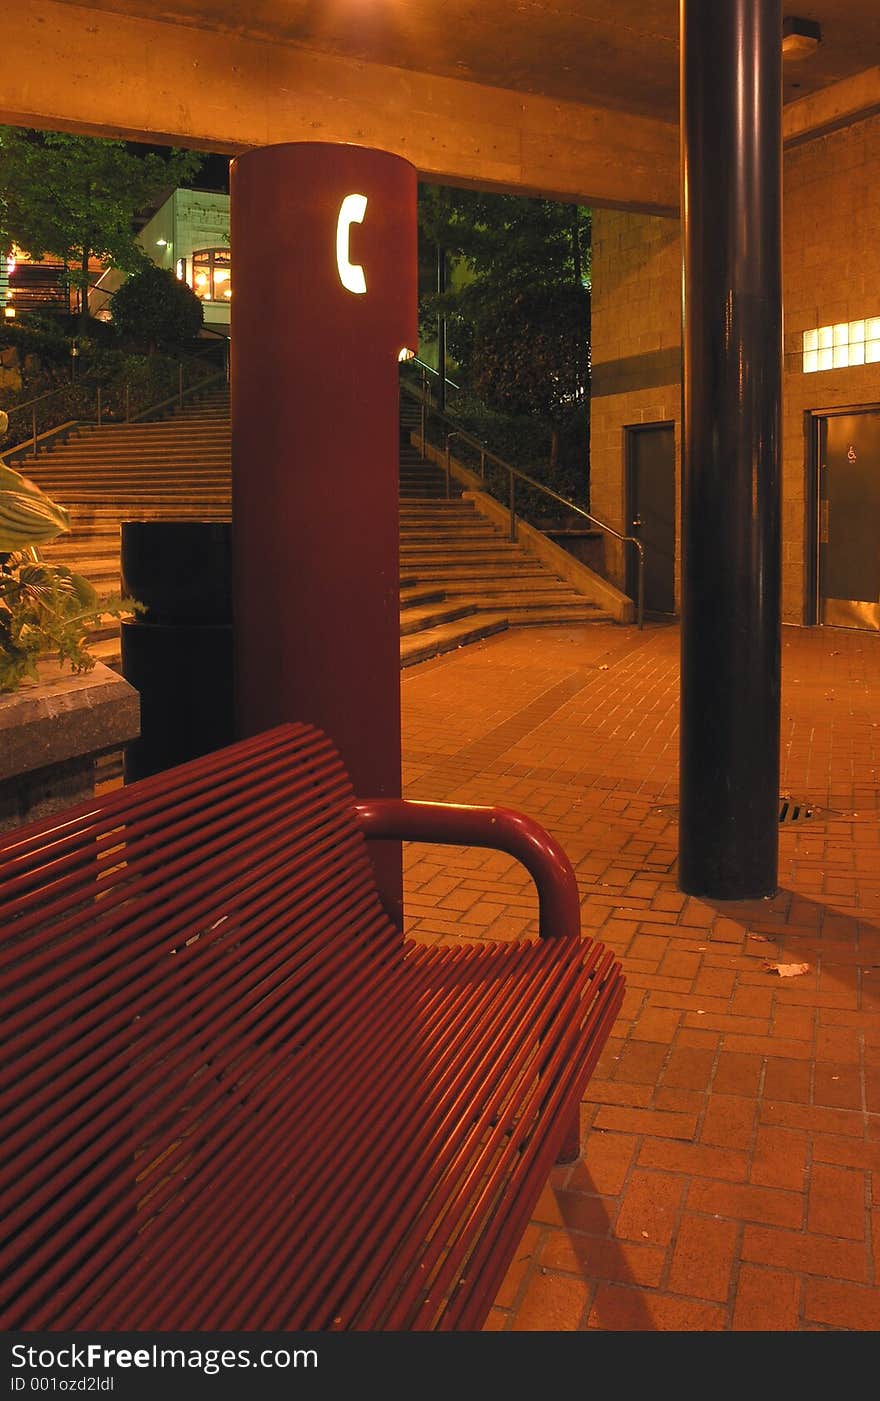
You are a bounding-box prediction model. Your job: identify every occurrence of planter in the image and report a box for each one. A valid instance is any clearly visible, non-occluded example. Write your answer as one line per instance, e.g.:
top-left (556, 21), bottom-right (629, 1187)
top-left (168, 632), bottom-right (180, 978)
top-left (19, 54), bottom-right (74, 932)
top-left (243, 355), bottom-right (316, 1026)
top-left (0, 660), bottom-right (140, 833)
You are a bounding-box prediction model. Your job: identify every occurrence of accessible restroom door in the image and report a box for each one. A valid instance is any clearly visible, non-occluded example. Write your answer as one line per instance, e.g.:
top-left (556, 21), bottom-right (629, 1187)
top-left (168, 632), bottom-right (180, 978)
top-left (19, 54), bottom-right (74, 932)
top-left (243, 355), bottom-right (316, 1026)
top-left (816, 409), bottom-right (880, 630)
top-left (626, 423), bottom-right (676, 616)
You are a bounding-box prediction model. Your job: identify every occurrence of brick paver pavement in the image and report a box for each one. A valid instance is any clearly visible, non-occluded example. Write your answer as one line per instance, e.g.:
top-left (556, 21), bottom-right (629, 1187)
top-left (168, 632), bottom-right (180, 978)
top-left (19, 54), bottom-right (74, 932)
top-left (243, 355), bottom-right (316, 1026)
top-left (400, 619), bottom-right (880, 1332)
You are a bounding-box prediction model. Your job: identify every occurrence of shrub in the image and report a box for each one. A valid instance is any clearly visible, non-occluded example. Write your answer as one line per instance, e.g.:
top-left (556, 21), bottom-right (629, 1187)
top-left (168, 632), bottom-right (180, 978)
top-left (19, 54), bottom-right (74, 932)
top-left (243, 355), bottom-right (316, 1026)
top-left (111, 265), bottom-right (203, 350)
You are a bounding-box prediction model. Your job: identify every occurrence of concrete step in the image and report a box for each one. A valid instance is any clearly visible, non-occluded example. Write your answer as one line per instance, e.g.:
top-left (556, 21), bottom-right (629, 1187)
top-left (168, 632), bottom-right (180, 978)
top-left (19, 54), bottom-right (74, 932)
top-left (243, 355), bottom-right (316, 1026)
top-left (48, 429), bottom-right (231, 442)
top-left (451, 589), bottom-right (602, 614)
top-left (50, 507), bottom-right (231, 523)
top-left (400, 612), bottom-right (509, 668)
top-left (65, 424), bottom-right (231, 436)
top-left (399, 514), bottom-right (478, 527)
top-left (35, 490), bottom-right (231, 503)
top-left (28, 478), bottom-right (232, 492)
top-left (400, 525), bottom-right (500, 542)
top-left (30, 465), bottom-right (231, 475)
top-left (399, 547), bottom-right (532, 567)
top-left (399, 585), bottom-right (447, 609)
top-left (399, 600), bottom-right (477, 636)
top-left (50, 445), bottom-right (231, 459)
top-left (399, 502), bottom-right (476, 516)
top-left (504, 604), bottom-right (615, 625)
top-left (401, 563), bottom-right (548, 585)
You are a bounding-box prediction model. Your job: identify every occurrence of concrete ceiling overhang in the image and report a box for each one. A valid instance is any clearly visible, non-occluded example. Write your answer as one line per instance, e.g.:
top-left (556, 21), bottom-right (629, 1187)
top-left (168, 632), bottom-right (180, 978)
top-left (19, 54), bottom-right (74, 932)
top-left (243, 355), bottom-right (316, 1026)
top-left (5, 1), bottom-right (880, 212)
top-left (36, 0), bottom-right (880, 120)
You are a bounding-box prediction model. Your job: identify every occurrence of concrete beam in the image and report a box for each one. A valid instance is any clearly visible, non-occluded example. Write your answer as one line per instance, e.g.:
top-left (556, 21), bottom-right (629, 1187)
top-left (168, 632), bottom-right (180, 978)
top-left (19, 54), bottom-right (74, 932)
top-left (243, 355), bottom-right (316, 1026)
top-left (783, 66), bottom-right (880, 147)
top-left (4, 0), bottom-right (679, 213)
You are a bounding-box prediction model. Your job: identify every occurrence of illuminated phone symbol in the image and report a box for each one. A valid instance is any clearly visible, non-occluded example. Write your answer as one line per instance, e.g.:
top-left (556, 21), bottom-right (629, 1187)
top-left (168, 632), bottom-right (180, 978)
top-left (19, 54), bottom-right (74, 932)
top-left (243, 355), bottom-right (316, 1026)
top-left (336, 193), bottom-right (367, 294)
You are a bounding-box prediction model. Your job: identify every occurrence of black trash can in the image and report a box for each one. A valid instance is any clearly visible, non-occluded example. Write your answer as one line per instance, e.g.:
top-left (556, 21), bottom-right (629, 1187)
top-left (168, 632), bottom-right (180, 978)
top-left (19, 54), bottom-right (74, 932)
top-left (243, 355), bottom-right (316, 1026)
top-left (120, 520), bottom-right (234, 783)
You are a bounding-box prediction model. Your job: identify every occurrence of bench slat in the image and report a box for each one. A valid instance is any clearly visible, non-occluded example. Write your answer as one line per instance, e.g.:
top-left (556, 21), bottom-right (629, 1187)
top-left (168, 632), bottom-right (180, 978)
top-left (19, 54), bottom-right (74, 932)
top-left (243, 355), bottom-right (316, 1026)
top-left (0, 721), bottom-right (624, 1331)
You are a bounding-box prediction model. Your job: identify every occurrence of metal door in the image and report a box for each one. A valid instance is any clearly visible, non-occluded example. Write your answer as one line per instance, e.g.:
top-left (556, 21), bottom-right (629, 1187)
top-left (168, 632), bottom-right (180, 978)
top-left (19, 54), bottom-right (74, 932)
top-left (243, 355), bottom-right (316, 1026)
top-left (818, 410), bottom-right (880, 630)
top-left (626, 423), bottom-right (676, 615)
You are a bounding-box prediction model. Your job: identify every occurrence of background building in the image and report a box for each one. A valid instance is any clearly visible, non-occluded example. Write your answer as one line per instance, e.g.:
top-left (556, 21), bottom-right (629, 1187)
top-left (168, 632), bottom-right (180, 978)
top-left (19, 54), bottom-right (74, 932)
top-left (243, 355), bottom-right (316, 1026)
top-left (89, 187), bottom-right (231, 333)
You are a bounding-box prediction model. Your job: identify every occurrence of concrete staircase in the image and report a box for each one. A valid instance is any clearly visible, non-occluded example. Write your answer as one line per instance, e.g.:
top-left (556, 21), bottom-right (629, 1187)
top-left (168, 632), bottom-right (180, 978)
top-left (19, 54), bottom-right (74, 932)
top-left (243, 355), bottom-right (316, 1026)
top-left (21, 389), bottom-right (232, 667)
top-left (21, 385), bottom-right (615, 671)
top-left (397, 395), bottom-right (615, 664)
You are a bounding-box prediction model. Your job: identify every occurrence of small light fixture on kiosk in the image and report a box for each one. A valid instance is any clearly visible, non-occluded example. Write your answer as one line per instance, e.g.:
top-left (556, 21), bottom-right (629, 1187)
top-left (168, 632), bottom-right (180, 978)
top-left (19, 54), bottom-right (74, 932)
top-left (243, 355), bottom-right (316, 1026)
top-left (782, 16), bottom-right (821, 59)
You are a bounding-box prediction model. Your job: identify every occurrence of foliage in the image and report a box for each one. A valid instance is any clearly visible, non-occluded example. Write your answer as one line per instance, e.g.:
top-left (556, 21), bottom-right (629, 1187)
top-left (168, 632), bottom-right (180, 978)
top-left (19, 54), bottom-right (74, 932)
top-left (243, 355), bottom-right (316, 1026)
top-left (416, 186), bottom-right (591, 500)
top-left (0, 313), bottom-right (71, 360)
top-left (0, 128), bottom-right (203, 328)
top-left (469, 283), bottom-right (590, 463)
top-left (110, 265), bottom-right (204, 350)
top-left (418, 186), bottom-right (591, 296)
top-left (0, 459), bottom-right (69, 551)
top-left (0, 321), bottom-right (223, 454)
top-left (0, 457), bottom-right (133, 692)
top-left (0, 552), bottom-right (128, 693)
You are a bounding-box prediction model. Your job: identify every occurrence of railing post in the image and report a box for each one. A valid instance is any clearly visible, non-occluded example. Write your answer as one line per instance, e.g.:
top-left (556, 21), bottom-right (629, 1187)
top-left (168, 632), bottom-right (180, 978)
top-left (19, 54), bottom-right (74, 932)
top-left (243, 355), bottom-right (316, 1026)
top-left (420, 381), bottom-right (427, 460)
top-left (444, 437), bottom-right (452, 500)
top-left (636, 545), bottom-right (645, 630)
top-left (125, 384), bottom-right (131, 424)
top-left (509, 470), bottom-right (516, 541)
top-left (31, 405), bottom-right (37, 458)
top-left (480, 449), bottom-right (486, 481)
top-left (178, 363), bottom-right (184, 407)
top-left (96, 386), bottom-right (102, 427)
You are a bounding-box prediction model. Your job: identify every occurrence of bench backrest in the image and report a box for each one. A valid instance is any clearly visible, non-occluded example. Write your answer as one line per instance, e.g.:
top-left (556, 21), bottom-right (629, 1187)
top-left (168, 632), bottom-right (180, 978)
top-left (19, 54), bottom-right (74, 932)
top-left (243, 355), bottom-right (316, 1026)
top-left (0, 722), bottom-right (399, 1328)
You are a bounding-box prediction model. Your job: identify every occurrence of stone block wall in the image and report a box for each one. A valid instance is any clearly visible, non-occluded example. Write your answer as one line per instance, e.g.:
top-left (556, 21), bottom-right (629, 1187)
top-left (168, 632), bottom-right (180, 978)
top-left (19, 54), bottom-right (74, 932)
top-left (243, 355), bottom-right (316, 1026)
top-left (590, 111), bottom-right (880, 622)
top-left (589, 209), bottom-right (681, 589)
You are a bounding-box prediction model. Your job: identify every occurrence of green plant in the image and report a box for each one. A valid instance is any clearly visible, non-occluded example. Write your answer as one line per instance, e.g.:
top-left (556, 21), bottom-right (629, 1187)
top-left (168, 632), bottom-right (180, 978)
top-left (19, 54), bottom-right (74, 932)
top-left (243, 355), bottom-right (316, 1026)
top-left (111, 265), bottom-right (204, 350)
top-left (0, 450), bottom-right (134, 693)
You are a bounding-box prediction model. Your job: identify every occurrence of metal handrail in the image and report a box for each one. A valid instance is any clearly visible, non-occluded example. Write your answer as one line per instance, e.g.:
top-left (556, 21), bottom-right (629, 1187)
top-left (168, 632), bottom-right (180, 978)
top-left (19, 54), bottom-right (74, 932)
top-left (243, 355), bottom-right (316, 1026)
top-left (408, 355), bottom-right (459, 394)
top-left (401, 377), bottom-right (645, 629)
top-left (3, 355), bottom-right (226, 455)
top-left (2, 386), bottom-right (74, 460)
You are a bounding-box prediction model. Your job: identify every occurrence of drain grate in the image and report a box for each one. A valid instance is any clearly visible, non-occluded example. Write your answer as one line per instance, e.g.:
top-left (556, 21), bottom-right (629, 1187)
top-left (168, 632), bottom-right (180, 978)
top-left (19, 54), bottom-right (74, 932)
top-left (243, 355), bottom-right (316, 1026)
top-left (651, 800), bottom-right (837, 826)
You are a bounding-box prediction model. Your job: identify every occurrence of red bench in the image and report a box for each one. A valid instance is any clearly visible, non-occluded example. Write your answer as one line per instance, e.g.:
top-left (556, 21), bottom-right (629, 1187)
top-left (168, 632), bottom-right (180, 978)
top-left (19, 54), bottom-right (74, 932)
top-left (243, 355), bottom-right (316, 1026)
top-left (0, 721), bottom-right (624, 1331)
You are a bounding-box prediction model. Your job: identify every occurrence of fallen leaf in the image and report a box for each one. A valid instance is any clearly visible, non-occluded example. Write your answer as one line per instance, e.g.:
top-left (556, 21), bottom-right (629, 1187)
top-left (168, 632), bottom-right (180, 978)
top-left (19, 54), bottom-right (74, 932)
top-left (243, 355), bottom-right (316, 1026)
top-left (763, 961), bottom-right (810, 977)
top-left (747, 932), bottom-right (770, 943)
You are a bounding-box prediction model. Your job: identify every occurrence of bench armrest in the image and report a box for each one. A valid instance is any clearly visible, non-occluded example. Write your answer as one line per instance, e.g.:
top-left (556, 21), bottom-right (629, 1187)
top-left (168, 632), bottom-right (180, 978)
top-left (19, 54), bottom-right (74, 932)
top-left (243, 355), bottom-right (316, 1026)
top-left (353, 797), bottom-right (581, 939)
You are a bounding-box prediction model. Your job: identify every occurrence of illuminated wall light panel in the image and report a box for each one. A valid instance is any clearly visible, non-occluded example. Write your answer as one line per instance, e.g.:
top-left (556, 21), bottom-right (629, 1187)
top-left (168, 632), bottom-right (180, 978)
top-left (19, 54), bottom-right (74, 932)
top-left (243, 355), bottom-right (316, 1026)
top-left (803, 317), bottom-right (880, 372)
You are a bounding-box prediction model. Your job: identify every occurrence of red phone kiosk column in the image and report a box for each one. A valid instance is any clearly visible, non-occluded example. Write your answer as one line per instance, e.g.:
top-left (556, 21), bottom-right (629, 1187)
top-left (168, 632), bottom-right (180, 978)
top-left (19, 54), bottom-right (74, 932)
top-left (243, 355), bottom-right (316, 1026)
top-left (230, 143), bottom-right (418, 926)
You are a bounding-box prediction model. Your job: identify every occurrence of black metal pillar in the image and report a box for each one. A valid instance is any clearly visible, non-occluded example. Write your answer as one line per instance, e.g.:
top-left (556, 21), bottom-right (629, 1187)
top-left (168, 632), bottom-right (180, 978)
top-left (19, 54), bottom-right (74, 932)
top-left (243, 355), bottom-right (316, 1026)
top-left (437, 244), bottom-right (447, 412)
top-left (679, 0), bottom-right (782, 899)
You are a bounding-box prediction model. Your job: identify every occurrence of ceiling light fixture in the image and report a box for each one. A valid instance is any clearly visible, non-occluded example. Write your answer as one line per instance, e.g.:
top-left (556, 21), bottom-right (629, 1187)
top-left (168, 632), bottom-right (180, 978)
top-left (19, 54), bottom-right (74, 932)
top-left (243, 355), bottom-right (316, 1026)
top-left (782, 16), bottom-right (821, 59)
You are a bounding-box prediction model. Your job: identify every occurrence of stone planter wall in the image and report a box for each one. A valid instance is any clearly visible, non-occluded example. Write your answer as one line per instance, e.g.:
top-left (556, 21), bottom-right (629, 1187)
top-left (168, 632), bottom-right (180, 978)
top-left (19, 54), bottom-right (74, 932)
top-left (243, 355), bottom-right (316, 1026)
top-left (0, 661), bottom-right (140, 833)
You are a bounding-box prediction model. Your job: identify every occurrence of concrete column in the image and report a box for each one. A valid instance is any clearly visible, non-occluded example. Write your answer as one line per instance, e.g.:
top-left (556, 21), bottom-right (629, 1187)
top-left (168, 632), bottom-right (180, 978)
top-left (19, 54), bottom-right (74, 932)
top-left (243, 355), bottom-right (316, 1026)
top-left (679, 0), bottom-right (783, 898)
top-left (231, 143), bottom-right (418, 925)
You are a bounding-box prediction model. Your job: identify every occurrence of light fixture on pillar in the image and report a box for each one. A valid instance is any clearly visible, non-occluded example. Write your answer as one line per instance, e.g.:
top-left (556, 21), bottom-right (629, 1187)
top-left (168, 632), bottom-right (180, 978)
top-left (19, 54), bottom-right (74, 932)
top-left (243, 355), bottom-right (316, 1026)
top-left (782, 16), bottom-right (821, 58)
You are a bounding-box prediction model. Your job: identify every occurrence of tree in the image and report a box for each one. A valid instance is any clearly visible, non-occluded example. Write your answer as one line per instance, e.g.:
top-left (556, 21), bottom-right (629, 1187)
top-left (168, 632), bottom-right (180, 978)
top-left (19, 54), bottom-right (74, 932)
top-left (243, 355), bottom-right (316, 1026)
top-left (417, 186), bottom-right (592, 487)
top-left (470, 282), bottom-right (590, 470)
top-left (110, 264), bottom-right (203, 350)
top-left (0, 128), bottom-right (203, 331)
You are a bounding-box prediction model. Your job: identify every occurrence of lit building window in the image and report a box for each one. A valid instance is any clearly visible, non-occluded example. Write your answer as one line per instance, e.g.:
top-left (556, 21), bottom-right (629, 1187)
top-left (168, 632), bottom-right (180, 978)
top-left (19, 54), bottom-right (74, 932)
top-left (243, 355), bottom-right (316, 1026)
top-left (803, 318), bottom-right (880, 372)
top-left (191, 248), bottom-right (231, 303)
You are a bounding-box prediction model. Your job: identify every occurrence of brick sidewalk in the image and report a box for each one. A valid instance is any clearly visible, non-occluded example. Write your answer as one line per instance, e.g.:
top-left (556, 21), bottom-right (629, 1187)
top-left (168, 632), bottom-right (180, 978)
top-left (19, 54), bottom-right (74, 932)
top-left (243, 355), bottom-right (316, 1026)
top-left (400, 620), bottom-right (880, 1331)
